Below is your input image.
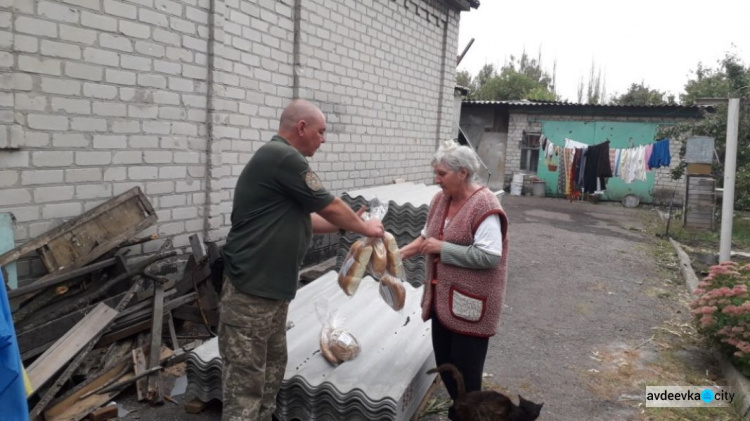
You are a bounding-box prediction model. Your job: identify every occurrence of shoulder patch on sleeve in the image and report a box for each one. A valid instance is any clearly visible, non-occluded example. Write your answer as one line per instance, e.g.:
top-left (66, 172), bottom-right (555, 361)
top-left (303, 169), bottom-right (323, 191)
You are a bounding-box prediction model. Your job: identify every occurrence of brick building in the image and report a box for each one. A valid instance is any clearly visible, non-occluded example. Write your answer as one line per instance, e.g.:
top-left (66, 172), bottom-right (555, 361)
top-left (0, 0), bottom-right (479, 279)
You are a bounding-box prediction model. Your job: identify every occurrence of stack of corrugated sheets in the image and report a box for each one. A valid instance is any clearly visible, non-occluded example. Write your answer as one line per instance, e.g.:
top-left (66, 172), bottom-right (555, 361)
top-left (187, 271), bottom-right (436, 421)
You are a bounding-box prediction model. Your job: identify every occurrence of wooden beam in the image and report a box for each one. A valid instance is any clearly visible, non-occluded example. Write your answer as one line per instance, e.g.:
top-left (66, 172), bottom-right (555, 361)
top-left (147, 283), bottom-right (165, 404)
top-left (167, 311), bottom-right (179, 350)
top-left (95, 292), bottom-right (196, 347)
top-left (27, 303), bottom-right (119, 392)
top-left (43, 360), bottom-right (130, 421)
top-left (132, 347), bottom-right (148, 401)
top-left (0, 187), bottom-right (153, 268)
top-left (30, 274), bottom-right (144, 420)
top-left (7, 258), bottom-right (116, 299)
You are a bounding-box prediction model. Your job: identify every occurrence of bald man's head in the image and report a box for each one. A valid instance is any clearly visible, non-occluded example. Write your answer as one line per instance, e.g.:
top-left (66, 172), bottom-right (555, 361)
top-left (277, 99), bottom-right (327, 157)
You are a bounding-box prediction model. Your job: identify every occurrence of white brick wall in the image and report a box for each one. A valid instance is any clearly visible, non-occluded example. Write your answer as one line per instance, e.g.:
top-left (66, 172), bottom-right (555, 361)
top-left (2, 0), bottom-right (463, 260)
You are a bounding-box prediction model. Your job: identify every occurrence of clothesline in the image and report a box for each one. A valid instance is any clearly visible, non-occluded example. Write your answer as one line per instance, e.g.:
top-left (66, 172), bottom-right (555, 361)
top-left (540, 136), bottom-right (671, 200)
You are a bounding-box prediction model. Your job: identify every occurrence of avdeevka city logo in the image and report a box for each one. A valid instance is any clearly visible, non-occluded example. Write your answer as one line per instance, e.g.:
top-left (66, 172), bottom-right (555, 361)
top-left (645, 386), bottom-right (733, 407)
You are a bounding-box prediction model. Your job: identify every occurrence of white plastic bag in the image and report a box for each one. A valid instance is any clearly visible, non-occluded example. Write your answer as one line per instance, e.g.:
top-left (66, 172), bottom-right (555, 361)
top-left (316, 299), bottom-right (361, 365)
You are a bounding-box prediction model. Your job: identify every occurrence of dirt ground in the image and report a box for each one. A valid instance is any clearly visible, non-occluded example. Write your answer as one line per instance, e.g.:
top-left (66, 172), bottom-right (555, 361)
top-left (119, 195), bottom-right (738, 421)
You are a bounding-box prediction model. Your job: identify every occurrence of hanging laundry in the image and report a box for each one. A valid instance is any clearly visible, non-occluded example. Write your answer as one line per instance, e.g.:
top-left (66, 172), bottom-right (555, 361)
top-left (565, 138), bottom-right (588, 149)
top-left (556, 152), bottom-right (566, 194)
top-left (582, 141), bottom-right (612, 193)
top-left (648, 138), bottom-right (671, 169)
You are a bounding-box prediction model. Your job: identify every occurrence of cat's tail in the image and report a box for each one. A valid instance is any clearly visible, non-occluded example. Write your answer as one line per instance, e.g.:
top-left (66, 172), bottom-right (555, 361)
top-left (426, 363), bottom-right (466, 401)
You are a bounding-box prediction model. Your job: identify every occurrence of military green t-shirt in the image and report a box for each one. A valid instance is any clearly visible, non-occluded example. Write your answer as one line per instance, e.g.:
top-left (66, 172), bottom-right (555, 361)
top-left (223, 135), bottom-right (334, 300)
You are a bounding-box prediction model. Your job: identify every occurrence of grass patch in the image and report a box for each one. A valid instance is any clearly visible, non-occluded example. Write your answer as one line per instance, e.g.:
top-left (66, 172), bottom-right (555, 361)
top-left (581, 220), bottom-right (740, 420)
top-left (661, 211), bottom-right (750, 250)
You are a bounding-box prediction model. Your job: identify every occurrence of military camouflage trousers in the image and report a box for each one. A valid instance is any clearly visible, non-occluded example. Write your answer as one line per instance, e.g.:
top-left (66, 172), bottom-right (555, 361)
top-left (219, 277), bottom-right (289, 421)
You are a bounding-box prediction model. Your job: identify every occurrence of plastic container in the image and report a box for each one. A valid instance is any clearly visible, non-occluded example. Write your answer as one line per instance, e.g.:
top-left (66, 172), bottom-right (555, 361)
top-left (532, 181), bottom-right (546, 197)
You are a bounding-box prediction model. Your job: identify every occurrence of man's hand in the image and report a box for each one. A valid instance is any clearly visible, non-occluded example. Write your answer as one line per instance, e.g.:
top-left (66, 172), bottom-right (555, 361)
top-left (363, 218), bottom-right (385, 238)
top-left (419, 237), bottom-right (443, 255)
top-left (355, 206), bottom-right (367, 220)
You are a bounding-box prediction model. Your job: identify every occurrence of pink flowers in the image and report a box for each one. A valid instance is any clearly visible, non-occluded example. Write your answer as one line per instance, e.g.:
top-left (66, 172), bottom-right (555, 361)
top-left (691, 261), bottom-right (750, 367)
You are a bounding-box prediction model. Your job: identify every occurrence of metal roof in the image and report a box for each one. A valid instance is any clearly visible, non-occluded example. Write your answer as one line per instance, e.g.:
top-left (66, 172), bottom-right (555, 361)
top-left (463, 99), bottom-right (707, 110)
top-left (462, 99), bottom-right (711, 118)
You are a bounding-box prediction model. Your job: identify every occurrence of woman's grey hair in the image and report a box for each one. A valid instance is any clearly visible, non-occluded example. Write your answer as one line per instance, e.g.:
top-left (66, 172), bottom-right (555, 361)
top-left (431, 139), bottom-right (480, 181)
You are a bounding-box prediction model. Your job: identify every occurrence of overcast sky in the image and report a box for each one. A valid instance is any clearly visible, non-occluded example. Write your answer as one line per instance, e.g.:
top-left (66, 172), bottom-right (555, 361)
top-left (457, 0), bottom-right (750, 103)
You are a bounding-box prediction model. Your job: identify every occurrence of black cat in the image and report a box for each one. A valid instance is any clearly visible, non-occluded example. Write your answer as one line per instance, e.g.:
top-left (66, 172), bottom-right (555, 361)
top-left (427, 364), bottom-right (544, 421)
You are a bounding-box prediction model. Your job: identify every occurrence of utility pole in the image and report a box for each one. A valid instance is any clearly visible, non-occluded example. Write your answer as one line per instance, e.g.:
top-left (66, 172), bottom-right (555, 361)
top-left (719, 98), bottom-right (740, 261)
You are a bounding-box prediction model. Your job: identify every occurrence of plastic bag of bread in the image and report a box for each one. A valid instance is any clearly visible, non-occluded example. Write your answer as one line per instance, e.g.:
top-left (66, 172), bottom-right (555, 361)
top-left (316, 299), bottom-right (361, 366)
top-left (364, 237), bottom-right (387, 278)
top-left (383, 232), bottom-right (404, 280)
top-left (379, 273), bottom-right (406, 311)
top-left (338, 239), bottom-right (372, 296)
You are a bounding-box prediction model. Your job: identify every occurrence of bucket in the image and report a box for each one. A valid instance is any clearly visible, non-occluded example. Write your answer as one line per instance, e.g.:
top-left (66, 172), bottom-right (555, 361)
top-left (510, 182), bottom-right (522, 196)
top-left (532, 181), bottom-right (546, 197)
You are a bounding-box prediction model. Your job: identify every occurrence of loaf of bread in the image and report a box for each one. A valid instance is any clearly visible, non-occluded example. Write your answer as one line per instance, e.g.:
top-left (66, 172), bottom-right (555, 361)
top-left (320, 326), bottom-right (341, 365)
top-left (329, 329), bottom-right (361, 362)
top-left (383, 232), bottom-right (404, 280)
top-left (379, 273), bottom-right (406, 311)
top-left (338, 239), bottom-right (372, 296)
top-left (366, 238), bottom-right (387, 278)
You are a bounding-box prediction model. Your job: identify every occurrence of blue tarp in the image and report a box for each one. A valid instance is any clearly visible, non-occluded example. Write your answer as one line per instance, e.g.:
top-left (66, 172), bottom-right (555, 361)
top-left (0, 270), bottom-right (28, 420)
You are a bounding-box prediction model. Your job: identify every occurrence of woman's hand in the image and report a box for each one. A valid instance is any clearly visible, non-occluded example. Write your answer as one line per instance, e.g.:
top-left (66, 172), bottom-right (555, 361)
top-left (400, 236), bottom-right (426, 260)
top-left (419, 237), bottom-right (443, 255)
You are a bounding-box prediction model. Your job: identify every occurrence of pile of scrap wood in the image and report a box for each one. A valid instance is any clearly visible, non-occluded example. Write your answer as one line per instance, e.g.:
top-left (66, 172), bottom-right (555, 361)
top-left (0, 187), bottom-right (222, 420)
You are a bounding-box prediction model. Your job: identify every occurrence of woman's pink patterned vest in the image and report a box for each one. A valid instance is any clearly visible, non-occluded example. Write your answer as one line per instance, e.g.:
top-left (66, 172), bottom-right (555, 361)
top-left (421, 187), bottom-right (509, 337)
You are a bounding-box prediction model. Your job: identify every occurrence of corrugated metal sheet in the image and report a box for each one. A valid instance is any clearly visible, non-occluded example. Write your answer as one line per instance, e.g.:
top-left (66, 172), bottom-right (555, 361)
top-left (187, 271), bottom-right (436, 420)
top-left (463, 99), bottom-right (708, 111)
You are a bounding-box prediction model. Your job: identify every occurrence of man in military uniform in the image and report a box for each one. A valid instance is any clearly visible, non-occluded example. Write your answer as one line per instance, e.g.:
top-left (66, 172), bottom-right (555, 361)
top-left (220, 99), bottom-right (385, 421)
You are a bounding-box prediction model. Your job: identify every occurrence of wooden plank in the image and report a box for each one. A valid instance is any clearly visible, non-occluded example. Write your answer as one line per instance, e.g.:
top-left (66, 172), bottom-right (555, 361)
top-left (85, 404), bottom-right (117, 421)
top-left (29, 275), bottom-right (144, 420)
top-left (132, 347), bottom-right (148, 401)
top-left (17, 284), bottom-right (169, 355)
top-left (40, 199), bottom-right (149, 272)
top-left (43, 361), bottom-right (130, 421)
top-left (189, 233), bottom-right (207, 264)
top-left (9, 190), bottom-right (157, 307)
top-left (7, 258), bottom-right (116, 298)
top-left (0, 187), bottom-right (150, 268)
top-left (167, 311), bottom-right (179, 350)
top-left (17, 293), bottom-right (122, 355)
top-left (96, 292), bottom-right (196, 347)
top-left (147, 283), bottom-right (165, 403)
top-left (44, 346), bottom-right (174, 421)
top-left (27, 303), bottom-right (119, 392)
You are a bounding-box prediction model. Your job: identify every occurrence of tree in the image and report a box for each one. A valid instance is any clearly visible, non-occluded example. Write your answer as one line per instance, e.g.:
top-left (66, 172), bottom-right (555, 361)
top-left (456, 70), bottom-right (473, 90)
top-left (611, 82), bottom-right (672, 106)
top-left (662, 53), bottom-right (750, 209)
top-left (460, 51), bottom-right (558, 101)
top-left (576, 61), bottom-right (607, 104)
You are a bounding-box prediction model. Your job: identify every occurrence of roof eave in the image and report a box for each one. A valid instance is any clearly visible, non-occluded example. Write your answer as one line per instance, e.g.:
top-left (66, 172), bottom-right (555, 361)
top-left (438, 0), bottom-right (478, 12)
top-left (461, 101), bottom-right (710, 119)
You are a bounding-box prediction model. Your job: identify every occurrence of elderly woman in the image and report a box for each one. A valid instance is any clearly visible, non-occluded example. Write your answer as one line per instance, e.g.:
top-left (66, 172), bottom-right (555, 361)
top-left (401, 140), bottom-right (509, 421)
